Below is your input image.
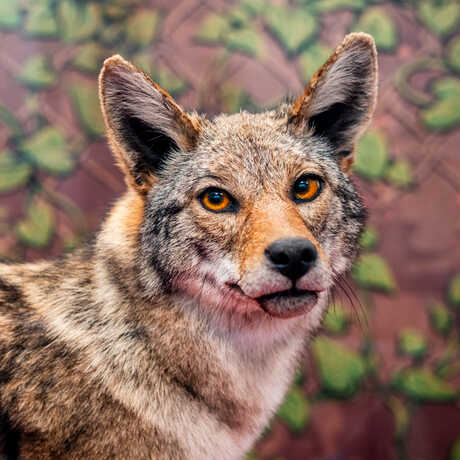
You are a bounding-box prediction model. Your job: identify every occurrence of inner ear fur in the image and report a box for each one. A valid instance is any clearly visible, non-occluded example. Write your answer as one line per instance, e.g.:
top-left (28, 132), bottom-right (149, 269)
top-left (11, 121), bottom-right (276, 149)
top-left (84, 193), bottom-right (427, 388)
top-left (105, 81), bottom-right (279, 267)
top-left (289, 33), bottom-right (378, 173)
top-left (99, 55), bottom-right (200, 193)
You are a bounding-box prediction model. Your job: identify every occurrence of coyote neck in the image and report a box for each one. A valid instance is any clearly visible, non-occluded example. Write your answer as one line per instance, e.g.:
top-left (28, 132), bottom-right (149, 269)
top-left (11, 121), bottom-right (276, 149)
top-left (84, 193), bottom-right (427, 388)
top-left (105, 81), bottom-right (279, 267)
top-left (13, 203), bottom-right (307, 459)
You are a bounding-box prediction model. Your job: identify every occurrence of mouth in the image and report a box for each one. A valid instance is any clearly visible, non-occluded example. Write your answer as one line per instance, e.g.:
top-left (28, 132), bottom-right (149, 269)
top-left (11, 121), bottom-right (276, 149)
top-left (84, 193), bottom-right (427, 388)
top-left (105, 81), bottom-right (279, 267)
top-left (176, 274), bottom-right (320, 320)
top-left (256, 288), bottom-right (319, 319)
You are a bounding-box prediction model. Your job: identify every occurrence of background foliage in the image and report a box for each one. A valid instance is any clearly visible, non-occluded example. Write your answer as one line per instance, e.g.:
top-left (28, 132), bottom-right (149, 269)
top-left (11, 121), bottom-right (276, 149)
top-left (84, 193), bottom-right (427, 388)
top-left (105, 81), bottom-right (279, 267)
top-left (0, 0), bottom-right (459, 458)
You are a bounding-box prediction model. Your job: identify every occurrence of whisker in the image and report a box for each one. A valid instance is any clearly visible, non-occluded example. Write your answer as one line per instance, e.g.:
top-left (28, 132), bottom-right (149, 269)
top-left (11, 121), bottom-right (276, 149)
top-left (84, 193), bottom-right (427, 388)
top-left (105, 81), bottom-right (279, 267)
top-left (336, 274), bottom-right (368, 330)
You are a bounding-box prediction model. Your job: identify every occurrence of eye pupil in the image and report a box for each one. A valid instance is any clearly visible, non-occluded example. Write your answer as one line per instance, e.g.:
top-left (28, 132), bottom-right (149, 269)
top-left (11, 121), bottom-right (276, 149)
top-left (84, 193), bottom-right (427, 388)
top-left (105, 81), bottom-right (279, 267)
top-left (208, 191), bottom-right (223, 204)
top-left (296, 180), bottom-right (309, 193)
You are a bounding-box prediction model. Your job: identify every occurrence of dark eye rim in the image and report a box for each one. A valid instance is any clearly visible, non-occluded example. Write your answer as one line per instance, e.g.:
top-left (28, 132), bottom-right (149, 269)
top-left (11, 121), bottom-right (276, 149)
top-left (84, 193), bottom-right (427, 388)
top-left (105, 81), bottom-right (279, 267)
top-left (292, 174), bottom-right (324, 203)
top-left (198, 187), bottom-right (239, 213)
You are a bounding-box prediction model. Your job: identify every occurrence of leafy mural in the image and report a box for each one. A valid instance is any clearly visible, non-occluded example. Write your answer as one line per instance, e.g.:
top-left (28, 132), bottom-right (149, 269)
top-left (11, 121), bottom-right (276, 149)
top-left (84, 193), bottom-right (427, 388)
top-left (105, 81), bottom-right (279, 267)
top-left (16, 198), bottom-right (55, 248)
top-left (392, 368), bottom-right (458, 402)
top-left (18, 55), bottom-right (57, 89)
top-left (0, 0), bottom-right (22, 30)
top-left (353, 7), bottom-right (398, 51)
top-left (277, 386), bottom-right (311, 432)
top-left (416, 0), bottom-right (460, 37)
top-left (263, 4), bottom-right (317, 56)
top-left (20, 126), bottom-right (75, 175)
top-left (313, 336), bottom-right (368, 398)
top-left (397, 329), bottom-right (428, 361)
top-left (421, 78), bottom-right (460, 131)
top-left (0, 0), bottom-right (458, 458)
top-left (353, 253), bottom-right (396, 292)
top-left (0, 150), bottom-right (32, 193)
top-left (353, 130), bottom-right (389, 180)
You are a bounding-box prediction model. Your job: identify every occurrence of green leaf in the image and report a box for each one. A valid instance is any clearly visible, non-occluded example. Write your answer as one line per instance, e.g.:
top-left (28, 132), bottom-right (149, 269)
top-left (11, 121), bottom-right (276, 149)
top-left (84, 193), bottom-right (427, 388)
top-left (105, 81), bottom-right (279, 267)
top-left (24, 0), bottom-right (58, 38)
top-left (293, 368), bottom-right (305, 386)
top-left (417, 0), bottom-right (460, 37)
top-left (360, 226), bottom-right (379, 250)
top-left (323, 304), bottom-right (349, 334)
top-left (154, 68), bottom-right (187, 97)
top-left (103, 0), bottom-right (133, 21)
top-left (398, 329), bottom-right (428, 360)
top-left (0, 103), bottom-right (23, 138)
top-left (277, 387), bottom-right (310, 432)
top-left (0, 151), bottom-right (32, 194)
top-left (196, 14), bottom-right (229, 44)
top-left (221, 84), bottom-right (254, 113)
top-left (353, 130), bottom-right (389, 180)
top-left (448, 273), bottom-right (460, 308)
top-left (125, 10), bottom-right (160, 48)
top-left (308, 0), bottom-right (366, 13)
top-left (132, 55), bottom-right (187, 97)
top-left (69, 83), bottom-right (105, 138)
top-left (16, 198), bottom-right (54, 248)
top-left (18, 55), bottom-right (56, 90)
top-left (73, 43), bottom-right (109, 74)
top-left (352, 253), bottom-right (396, 292)
top-left (395, 57), bottom-right (445, 107)
top-left (196, 11), bottom-right (263, 57)
top-left (451, 439), bottom-right (460, 460)
top-left (392, 368), bottom-right (458, 402)
top-left (245, 451), bottom-right (260, 460)
top-left (299, 43), bottom-right (332, 82)
top-left (0, 0), bottom-right (22, 30)
top-left (0, 206), bottom-right (9, 236)
top-left (447, 36), bottom-right (460, 74)
top-left (422, 78), bottom-right (460, 131)
top-left (226, 25), bottom-right (264, 58)
top-left (313, 336), bottom-right (367, 398)
top-left (387, 396), bottom-right (409, 440)
top-left (100, 22), bottom-right (125, 45)
top-left (429, 302), bottom-right (452, 335)
top-left (264, 5), bottom-right (317, 56)
top-left (240, 0), bottom-right (267, 16)
top-left (57, 1), bottom-right (101, 43)
top-left (20, 127), bottom-right (74, 175)
top-left (228, 6), bottom-right (252, 27)
top-left (353, 7), bottom-right (397, 52)
top-left (385, 159), bottom-right (413, 188)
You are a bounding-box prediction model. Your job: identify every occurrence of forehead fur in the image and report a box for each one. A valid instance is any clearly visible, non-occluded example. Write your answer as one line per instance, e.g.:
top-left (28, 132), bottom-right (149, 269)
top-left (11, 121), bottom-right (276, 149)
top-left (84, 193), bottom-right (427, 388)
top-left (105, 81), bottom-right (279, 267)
top-left (190, 111), bottom-right (338, 190)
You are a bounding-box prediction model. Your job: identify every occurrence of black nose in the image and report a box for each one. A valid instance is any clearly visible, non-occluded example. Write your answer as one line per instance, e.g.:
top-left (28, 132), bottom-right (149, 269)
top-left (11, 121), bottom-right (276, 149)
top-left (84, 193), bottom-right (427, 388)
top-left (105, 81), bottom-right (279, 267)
top-left (265, 237), bottom-right (317, 281)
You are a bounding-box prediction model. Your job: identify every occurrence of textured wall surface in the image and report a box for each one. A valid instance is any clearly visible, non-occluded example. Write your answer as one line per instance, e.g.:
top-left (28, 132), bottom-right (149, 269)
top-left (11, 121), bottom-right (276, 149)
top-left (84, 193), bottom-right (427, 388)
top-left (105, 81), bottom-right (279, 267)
top-left (0, 0), bottom-right (459, 459)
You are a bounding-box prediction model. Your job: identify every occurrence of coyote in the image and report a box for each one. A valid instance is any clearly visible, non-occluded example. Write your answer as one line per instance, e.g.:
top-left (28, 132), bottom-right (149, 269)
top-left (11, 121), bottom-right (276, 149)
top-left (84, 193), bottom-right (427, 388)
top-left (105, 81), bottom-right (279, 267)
top-left (0, 33), bottom-right (377, 459)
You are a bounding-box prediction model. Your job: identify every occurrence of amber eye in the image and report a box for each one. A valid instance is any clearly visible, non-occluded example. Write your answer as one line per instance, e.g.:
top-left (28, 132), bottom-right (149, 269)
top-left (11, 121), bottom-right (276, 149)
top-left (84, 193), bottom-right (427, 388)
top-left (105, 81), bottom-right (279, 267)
top-left (200, 188), bottom-right (233, 212)
top-left (293, 175), bottom-right (323, 202)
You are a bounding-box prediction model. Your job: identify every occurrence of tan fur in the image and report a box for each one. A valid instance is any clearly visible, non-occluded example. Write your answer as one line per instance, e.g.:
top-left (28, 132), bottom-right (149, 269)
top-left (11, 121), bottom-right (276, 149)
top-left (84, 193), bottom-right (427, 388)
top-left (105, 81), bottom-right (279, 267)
top-left (0, 33), bottom-right (377, 459)
top-left (238, 197), bottom-right (324, 274)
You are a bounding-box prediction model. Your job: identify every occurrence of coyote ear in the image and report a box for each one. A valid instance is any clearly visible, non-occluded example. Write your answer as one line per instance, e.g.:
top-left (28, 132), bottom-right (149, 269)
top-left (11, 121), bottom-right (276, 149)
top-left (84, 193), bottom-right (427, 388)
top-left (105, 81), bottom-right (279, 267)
top-left (289, 33), bottom-right (378, 173)
top-left (99, 55), bottom-right (200, 193)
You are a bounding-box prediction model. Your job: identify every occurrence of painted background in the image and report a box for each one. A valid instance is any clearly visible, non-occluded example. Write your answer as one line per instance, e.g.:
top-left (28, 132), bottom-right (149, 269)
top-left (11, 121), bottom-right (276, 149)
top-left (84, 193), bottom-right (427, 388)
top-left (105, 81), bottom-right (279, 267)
top-left (0, 0), bottom-right (459, 458)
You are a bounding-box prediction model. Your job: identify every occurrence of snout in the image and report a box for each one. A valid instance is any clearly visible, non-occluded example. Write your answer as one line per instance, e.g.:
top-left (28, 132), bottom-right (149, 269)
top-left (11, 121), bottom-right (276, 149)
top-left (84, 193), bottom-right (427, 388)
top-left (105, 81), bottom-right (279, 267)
top-left (238, 236), bottom-right (328, 318)
top-left (264, 237), bottom-right (317, 281)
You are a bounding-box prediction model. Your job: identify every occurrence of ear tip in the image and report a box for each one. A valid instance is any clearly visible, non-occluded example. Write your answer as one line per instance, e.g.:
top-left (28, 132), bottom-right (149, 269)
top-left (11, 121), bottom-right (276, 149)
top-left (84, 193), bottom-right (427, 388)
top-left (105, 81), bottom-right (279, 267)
top-left (103, 54), bottom-right (130, 68)
top-left (342, 32), bottom-right (377, 55)
top-left (99, 54), bottom-right (135, 80)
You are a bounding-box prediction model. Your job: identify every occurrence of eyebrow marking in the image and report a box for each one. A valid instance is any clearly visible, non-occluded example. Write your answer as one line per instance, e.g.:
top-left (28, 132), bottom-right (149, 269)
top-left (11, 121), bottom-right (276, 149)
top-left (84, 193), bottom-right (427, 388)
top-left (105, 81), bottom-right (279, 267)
top-left (194, 174), bottom-right (225, 183)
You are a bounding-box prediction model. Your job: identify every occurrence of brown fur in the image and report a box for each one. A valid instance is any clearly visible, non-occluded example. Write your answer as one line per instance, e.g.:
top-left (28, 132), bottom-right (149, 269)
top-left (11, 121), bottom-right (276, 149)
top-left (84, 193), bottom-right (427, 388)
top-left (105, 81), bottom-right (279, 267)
top-left (0, 33), bottom-right (378, 459)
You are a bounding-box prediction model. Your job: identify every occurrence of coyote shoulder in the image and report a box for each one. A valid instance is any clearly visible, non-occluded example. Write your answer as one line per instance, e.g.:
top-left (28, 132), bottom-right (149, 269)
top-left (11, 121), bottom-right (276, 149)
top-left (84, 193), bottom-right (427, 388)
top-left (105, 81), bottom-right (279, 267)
top-left (0, 33), bottom-right (377, 459)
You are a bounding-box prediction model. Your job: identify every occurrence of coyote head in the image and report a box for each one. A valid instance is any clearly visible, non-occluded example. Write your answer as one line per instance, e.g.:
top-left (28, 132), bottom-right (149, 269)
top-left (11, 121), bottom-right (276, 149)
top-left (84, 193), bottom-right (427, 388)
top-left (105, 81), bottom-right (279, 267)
top-left (98, 33), bottom-right (377, 334)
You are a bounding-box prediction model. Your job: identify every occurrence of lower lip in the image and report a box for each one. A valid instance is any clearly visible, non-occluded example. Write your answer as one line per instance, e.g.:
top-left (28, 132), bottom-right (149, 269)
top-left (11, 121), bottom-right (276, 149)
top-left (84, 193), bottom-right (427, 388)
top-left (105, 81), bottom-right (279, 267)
top-left (175, 277), bottom-right (319, 319)
top-left (257, 290), bottom-right (319, 319)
